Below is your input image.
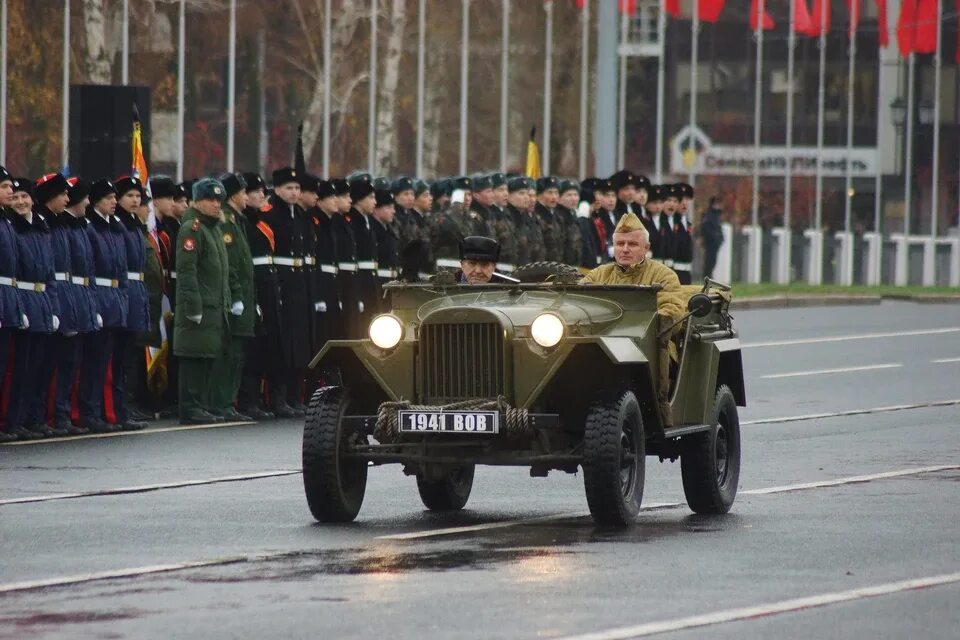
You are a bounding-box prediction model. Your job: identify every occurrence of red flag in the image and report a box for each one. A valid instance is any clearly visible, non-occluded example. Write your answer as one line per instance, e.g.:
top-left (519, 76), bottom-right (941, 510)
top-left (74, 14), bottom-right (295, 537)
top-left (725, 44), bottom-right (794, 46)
top-left (795, 0), bottom-right (816, 35)
top-left (663, 0), bottom-right (679, 17)
top-left (698, 0), bottom-right (727, 22)
top-left (575, 0), bottom-right (585, 9)
top-left (897, 0), bottom-right (918, 55)
top-left (876, 0), bottom-right (889, 47)
top-left (749, 0), bottom-right (775, 30)
top-left (913, 0), bottom-right (938, 54)
top-left (809, 0), bottom-right (832, 36)
top-left (618, 0), bottom-right (637, 15)
top-left (846, 0), bottom-right (861, 37)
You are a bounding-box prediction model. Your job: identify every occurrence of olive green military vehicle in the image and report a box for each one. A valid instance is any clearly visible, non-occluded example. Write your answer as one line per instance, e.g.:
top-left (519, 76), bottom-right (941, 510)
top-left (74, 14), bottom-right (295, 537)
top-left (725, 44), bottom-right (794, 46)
top-left (303, 273), bottom-right (745, 527)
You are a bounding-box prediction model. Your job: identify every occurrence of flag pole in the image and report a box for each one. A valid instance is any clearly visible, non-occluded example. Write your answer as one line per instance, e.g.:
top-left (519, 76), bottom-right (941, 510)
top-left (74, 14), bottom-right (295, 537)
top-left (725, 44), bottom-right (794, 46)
top-left (416, 0), bottom-right (425, 177)
top-left (813, 0), bottom-right (826, 232)
top-left (843, 5), bottom-right (857, 235)
top-left (121, 0), bottom-right (129, 85)
top-left (543, 0), bottom-right (553, 176)
top-left (176, 0), bottom-right (185, 182)
top-left (459, 0), bottom-right (469, 175)
top-left (750, 0), bottom-right (763, 230)
top-left (929, 0), bottom-right (942, 239)
top-left (616, 7), bottom-right (627, 169)
top-left (578, 0), bottom-right (589, 178)
top-left (0, 0), bottom-right (7, 164)
top-left (62, 0), bottom-right (70, 170)
top-left (654, 0), bottom-right (666, 183)
top-left (323, 0), bottom-right (332, 178)
top-left (368, 0), bottom-right (378, 173)
top-left (500, 0), bottom-right (510, 173)
top-left (782, 0), bottom-right (796, 284)
top-left (226, 0), bottom-right (237, 172)
top-left (688, 3), bottom-right (699, 187)
top-left (904, 52), bottom-right (915, 235)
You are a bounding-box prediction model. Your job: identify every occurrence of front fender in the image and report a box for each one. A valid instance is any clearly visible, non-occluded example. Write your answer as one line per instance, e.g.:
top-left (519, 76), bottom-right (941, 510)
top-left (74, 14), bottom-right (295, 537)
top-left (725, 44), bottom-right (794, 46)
top-left (310, 339), bottom-right (414, 403)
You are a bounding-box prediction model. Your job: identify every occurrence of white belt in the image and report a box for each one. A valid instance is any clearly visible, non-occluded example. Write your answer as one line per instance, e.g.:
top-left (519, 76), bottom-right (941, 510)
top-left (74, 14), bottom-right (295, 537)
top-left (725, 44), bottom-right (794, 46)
top-left (127, 272), bottom-right (144, 282)
top-left (320, 264), bottom-right (338, 274)
top-left (304, 256), bottom-right (317, 266)
top-left (0, 276), bottom-right (15, 287)
top-left (357, 260), bottom-right (377, 270)
top-left (252, 256), bottom-right (273, 266)
top-left (498, 264), bottom-right (515, 273)
top-left (170, 271), bottom-right (177, 279)
top-left (418, 272), bottom-right (432, 281)
top-left (274, 257), bottom-right (304, 268)
top-left (436, 258), bottom-right (461, 269)
top-left (376, 269), bottom-right (396, 279)
top-left (94, 277), bottom-right (120, 288)
top-left (663, 259), bottom-right (675, 267)
top-left (55, 272), bottom-right (70, 282)
top-left (71, 276), bottom-right (90, 286)
top-left (673, 262), bottom-right (692, 271)
top-left (338, 262), bottom-right (358, 272)
top-left (16, 281), bottom-right (46, 292)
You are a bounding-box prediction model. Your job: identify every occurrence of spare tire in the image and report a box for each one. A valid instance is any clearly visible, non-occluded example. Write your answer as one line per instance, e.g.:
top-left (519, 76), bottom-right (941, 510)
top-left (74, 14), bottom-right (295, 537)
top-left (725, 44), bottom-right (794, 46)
top-left (511, 261), bottom-right (583, 283)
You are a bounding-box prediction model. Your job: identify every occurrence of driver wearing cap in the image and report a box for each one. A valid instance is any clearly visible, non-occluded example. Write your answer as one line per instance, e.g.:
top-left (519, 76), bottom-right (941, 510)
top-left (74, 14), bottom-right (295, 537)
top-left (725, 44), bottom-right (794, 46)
top-left (457, 236), bottom-right (519, 285)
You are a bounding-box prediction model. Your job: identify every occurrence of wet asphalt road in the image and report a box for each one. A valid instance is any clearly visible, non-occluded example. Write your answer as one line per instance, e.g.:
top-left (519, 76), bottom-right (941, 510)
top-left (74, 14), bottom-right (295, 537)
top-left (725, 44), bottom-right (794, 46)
top-left (1, 301), bottom-right (959, 639)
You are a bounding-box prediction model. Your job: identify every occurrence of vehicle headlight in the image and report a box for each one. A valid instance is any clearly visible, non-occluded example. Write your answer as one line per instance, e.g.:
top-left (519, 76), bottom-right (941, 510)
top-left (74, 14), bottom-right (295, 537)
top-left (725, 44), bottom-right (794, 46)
top-left (530, 313), bottom-right (564, 348)
top-left (369, 314), bottom-right (403, 350)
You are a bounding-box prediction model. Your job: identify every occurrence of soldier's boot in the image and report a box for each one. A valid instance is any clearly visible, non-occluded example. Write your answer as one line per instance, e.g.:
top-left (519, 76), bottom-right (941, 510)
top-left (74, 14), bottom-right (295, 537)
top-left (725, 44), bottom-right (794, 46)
top-left (0, 430), bottom-right (18, 443)
top-left (54, 417), bottom-right (89, 436)
top-left (241, 406), bottom-right (275, 421)
top-left (79, 417), bottom-right (118, 434)
top-left (26, 423), bottom-right (55, 438)
top-left (219, 407), bottom-right (253, 422)
top-left (179, 409), bottom-right (220, 426)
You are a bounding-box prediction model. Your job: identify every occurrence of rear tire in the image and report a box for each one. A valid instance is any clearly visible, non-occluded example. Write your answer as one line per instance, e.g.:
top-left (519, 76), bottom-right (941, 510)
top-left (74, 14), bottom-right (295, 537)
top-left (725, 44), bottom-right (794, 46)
top-left (417, 465), bottom-right (475, 511)
top-left (582, 390), bottom-right (645, 527)
top-left (302, 386), bottom-right (368, 522)
top-left (681, 385), bottom-right (741, 514)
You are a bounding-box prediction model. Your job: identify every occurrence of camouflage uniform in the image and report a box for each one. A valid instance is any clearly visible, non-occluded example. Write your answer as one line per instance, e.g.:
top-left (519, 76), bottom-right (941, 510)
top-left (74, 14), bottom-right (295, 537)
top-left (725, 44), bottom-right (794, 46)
top-left (428, 203), bottom-right (472, 272)
top-left (533, 202), bottom-right (566, 263)
top-left (509, 204), bottom-right (546, 265)
top-left (556, 204), bottom-right (583, 266)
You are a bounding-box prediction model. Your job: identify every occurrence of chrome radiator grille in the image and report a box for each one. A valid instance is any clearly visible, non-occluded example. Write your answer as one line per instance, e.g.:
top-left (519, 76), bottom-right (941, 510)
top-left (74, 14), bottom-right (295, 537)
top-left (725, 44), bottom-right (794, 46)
top-left (419, 322), bottom-right (504, 403)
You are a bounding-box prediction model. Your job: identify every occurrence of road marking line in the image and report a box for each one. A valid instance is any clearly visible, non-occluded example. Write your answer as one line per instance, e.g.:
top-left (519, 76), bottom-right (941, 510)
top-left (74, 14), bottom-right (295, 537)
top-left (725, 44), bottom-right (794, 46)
top-left (0, 420), bottom-right (259, 447)
top-left (0, 470), bottom-right (301, 506)
top-left (552, 571), bottom-right (960, 640)
top-left (932, 357), bottom-right (960, 363)
top-left (0, 558), bottom-right (251, 595)
top-left (740, 464), bottom-right (960, 495)
top-left (741, 398), bottom-right (960, 425)
top-left (742, 327), bottom-right (960, 349)
top-left (760, 363), bottom-right (902, 379)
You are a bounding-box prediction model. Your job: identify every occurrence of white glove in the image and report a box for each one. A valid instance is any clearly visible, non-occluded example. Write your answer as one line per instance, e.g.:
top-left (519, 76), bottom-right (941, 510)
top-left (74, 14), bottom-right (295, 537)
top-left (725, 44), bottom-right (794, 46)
top-left (52, 315), bottom-right (60, 332)
top-left (231, 301), bottom-right (244, 316)
top-left (95, 313), bottom-right (103, 329)
top-left (315, 301), bottom-right (327, 313)
top-left (188, 314), bottom-right (203, 324)
top-left (358, 301), bottom-right (365, 313)
top-left (256, 304), bottom-right (262, 319)
top-left (65, 330), bottom-right (78, 337)
top-left (338, 301), bottom-right (343, 310)
top-left (21, 314), bottom-right (29, 330)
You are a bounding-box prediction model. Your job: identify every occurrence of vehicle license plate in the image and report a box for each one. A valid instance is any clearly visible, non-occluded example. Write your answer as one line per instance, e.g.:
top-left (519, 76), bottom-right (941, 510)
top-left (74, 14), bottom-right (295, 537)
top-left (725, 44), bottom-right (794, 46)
top-left (397, 410), bottom-right (499, 434)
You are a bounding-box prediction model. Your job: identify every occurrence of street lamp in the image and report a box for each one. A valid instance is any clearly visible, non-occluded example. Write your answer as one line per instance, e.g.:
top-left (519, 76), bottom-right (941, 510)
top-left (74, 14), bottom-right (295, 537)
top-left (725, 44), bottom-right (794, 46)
top-left (917, 99), bottom-right (935, 125)
top-left (889, 96), bottom-right (906, 128)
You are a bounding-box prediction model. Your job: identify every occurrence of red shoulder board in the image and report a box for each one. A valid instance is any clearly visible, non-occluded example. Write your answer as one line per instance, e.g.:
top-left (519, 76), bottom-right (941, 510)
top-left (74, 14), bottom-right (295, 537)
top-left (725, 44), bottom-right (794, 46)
top-left (256, 220), bottom-right (275, 253)
top-left (312, 217), bottom-right (320, 226)
top-left (260, 203), bottom-right (273, 213)
top-left (345, 214), bottom-right (352, 223)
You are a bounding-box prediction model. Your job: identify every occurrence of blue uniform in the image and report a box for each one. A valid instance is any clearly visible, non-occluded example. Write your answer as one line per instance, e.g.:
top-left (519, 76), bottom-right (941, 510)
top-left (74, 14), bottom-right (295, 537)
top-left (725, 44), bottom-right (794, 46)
top-left (116, 210), bottom-right (149, 333)
top-left (6, 211), bottom-right (59, 430)
top-left (0, 208), bottom-right (24, 435)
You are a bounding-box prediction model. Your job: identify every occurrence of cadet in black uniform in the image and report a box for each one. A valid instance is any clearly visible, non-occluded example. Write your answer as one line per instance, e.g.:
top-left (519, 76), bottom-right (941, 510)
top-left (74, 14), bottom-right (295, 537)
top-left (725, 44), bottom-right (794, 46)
top-left (331, 178), bottom-right (360, 339)
top-left (309, 180), bottom-right (341, 352)
top-left (671, 183), bottom-right (695, 284)
top-left (371, 189), bottom-right (399, 312)
top-left (348, 176), bottom-right (378, 336)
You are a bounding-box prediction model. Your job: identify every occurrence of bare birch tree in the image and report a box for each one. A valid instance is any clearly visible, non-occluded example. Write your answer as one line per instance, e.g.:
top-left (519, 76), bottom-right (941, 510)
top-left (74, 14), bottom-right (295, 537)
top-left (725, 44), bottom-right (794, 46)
top-left (373, 0), bottom-right (406, 174)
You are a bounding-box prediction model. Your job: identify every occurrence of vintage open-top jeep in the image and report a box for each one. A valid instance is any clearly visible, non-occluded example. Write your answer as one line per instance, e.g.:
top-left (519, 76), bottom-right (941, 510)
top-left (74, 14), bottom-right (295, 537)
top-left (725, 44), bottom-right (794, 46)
top-left (303, 274), bottom-right (745, 526)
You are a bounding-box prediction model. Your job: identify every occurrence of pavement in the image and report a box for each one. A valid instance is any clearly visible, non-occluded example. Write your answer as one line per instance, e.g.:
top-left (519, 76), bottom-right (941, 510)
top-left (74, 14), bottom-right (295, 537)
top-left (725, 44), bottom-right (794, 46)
top-left (1, 300), bottom-right (959, 639)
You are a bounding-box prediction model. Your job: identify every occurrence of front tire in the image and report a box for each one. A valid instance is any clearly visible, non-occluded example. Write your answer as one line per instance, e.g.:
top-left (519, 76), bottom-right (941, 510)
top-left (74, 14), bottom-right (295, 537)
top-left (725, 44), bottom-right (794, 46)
top-left (681, 385), bottom-right (741, 514)
top-left (582, 390), bottom-right (645, 527)
top-left (417, 465), bottom-right (475, 511)
top-left (302, 386), bottom-right (368, 522)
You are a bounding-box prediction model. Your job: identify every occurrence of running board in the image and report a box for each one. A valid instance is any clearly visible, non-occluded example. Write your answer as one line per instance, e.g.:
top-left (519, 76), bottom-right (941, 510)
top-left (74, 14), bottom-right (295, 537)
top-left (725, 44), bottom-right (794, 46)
top-left (661, 423), bottom-right (712, 439)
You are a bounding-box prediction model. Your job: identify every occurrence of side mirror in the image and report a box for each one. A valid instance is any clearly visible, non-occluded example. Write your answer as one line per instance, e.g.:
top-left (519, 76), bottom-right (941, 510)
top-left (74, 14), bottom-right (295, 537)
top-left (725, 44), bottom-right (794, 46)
top-left (687, 293), bottom-right (713, 318)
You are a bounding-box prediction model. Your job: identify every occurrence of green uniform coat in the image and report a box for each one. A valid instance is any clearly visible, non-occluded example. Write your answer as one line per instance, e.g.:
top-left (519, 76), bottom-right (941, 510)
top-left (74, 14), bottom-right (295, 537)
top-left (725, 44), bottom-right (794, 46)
top-left (173, 209), bottom-right (230, 358)
top-left (220, 204), bottom-right (256, 337)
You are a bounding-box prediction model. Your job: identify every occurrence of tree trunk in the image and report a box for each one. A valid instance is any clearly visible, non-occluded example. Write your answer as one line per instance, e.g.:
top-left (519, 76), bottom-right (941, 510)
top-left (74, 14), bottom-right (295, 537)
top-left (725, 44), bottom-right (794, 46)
top-left (373, 0), bottom-right (406, 174)
top-left (422, 46), bottom-right (447, 178)
top-left (82, 0), bottom-right (116, 84)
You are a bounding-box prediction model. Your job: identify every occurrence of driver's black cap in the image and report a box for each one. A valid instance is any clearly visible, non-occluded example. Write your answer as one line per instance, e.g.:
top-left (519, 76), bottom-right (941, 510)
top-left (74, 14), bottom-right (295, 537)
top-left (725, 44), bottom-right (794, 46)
top-left (459, 236), bottom-right (500, 263)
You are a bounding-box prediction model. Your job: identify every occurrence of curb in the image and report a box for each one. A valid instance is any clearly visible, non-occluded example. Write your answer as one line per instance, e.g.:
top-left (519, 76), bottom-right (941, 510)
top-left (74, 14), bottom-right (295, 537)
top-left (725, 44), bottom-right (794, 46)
top-left (732, 295), bottom-right (881, 310)
top-left (881, 294), bottom-right (960, 304)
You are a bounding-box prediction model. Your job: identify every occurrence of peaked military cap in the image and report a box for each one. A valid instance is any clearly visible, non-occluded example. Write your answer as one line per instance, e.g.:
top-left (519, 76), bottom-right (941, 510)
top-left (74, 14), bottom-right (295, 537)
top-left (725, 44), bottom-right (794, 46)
top-left (677, 182), bottom-right (694, 199)
top-left (664, 184), bottom-right (683, 200)
top-left (193, 177), bottom-right (226, 202)
top-left (506, 177), bottom-right (528, 193)
top-left (316, 179), bottom-right (337, 199)
top-left (89, 179), bottom-right (117, 204)
top-left (391, 176), bottom-right (414, 194)
top-left (636, 175), bottom-right (651, 192)
top-left (614, 212), bottom-right (645, 234)
top-left (219, 172), bottom-right (247, 198)
top-left (648, 185), bottom-right (664, 202)
top-left (34, 173), bottom-right (71, 205)
top-left (150, 176), bottom-right (177, 199)
top-left (243, 173), bottom-right (266, 193)
top-left (536, 176), bottom-right (559, 193)
top-left (272, 167), bottom-right (299, 187)
top-left (459, 235), bottom-right (500, 262)
top-left (66, 177), bottom-right (90, 207)
top-left (375, 189), bottom-right (394, 207)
